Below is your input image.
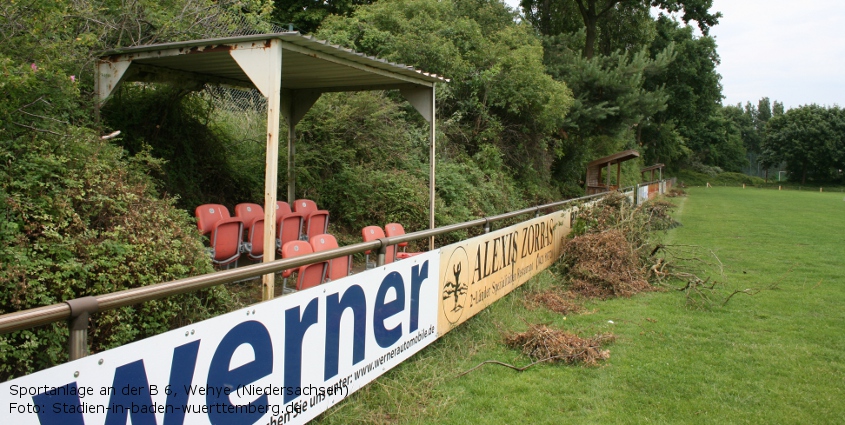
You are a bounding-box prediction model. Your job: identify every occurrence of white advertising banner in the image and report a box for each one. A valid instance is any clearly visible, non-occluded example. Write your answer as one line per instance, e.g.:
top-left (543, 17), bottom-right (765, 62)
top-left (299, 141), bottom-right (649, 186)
top-left (1, 252), bottom-right (440, 425)
top-left (638, 185), bottom-right (649, 205)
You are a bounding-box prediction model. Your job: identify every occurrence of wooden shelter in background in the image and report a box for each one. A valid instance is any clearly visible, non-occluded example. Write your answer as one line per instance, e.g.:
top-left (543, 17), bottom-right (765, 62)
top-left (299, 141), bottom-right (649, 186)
top-left (641, 163), bottom-right (665, 182)
top-left (584, 149), bottom-right (640, 195)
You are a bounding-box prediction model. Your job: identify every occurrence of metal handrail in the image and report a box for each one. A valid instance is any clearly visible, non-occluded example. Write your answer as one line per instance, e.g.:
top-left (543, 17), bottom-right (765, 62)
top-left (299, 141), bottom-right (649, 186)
top-left (0, 186), bottom-right (640, 338)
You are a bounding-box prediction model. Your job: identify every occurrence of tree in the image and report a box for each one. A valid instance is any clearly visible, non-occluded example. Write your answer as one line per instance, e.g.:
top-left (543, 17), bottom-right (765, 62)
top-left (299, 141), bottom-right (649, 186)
top-left (757, 97), bottom-right (772, 124)
top-left (271, 0), bottom-right (373, 34)
top-left (763, 105), bottom-right (845, 184)
top-left (520, 0), bottom-right (721, 58)
top-left (688, 107), bottom-right (746, 171)
top-left (317, 0), bottom-right (573, 194)
top-left (773, 100), bottom-right (785, 117)
top-left (641, 15), bottom-right (722, 167)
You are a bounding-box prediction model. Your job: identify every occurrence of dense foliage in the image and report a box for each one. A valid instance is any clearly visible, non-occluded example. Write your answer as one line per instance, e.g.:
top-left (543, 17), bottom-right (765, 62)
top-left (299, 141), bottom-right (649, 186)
top-left (317, 0), bottom-right (574, 199)
top-left (762, 105), bottom-right (845, 184)
top-left (0, 129), bottom-right (235, 380)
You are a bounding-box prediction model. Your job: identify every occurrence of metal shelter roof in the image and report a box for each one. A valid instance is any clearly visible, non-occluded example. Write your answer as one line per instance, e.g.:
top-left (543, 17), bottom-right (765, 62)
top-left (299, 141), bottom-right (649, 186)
top-left (96, 33), bottom-right (445, 300)
top-left (97, 32), bottom-right (447, 98)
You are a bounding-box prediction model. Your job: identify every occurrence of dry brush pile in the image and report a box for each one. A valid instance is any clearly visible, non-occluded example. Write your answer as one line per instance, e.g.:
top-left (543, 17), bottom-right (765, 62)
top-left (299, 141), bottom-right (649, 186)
top-left (559, 192), bottom-right (678, 298)
top-left (505, 324), bottom-right (615, 367)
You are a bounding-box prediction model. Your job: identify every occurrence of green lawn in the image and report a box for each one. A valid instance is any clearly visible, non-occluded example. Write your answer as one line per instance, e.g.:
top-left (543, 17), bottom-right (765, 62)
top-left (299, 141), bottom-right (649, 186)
top-left (316, 187), bottom-right (845, 424)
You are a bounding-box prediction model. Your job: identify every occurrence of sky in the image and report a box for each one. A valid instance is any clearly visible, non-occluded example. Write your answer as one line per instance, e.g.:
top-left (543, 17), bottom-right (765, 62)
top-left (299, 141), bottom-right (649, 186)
top-left (504, 0), bottom-right (845, 110)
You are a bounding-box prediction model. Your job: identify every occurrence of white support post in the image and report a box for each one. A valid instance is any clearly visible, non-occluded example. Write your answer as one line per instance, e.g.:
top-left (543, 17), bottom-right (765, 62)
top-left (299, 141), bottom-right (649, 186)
top-left (287, 122), bottom-right (295, 204)
top-left (429, 86), bottom-right (436, 250)
top-left (400, 84), bottom-right (436, 250)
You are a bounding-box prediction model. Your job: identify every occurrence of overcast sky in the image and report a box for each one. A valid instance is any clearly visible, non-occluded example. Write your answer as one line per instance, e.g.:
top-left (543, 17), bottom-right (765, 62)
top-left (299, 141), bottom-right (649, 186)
top-left (505, 0), bottom-right (845, 110)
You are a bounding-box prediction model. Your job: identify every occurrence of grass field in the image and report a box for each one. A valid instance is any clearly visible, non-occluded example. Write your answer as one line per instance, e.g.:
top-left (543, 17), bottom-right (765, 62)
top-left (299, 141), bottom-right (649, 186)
top-left (315, 187), bottom-right (845, 424)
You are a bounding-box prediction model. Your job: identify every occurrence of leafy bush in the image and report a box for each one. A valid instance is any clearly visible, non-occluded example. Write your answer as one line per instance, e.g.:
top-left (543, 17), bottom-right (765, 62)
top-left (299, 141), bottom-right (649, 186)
top-left (102, 86), bottom-right (263, 209)
top-left (0, 129), bottom-right (235, 380)
top-left (676, 169), bottom-right (766, 187)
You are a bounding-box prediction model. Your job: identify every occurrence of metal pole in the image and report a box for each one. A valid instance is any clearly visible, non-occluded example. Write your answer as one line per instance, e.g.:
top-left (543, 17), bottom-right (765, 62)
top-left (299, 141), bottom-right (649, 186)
top-left (66, 297), bottom-right (98, 361)
top-left (429, 85), bottom-right (436, 250)
top-left (377, 244), bottom-right (387, 267)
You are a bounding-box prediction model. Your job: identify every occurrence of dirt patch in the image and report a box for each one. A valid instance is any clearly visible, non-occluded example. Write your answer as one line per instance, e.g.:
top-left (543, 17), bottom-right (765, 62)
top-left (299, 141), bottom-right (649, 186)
top-left (505, 324), bottom-right (615, 367)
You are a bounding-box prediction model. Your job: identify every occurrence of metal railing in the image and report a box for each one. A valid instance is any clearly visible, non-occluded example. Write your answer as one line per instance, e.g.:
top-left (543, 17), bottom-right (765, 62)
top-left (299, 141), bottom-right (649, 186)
top-left (0, 185), bottom-right (649, 361)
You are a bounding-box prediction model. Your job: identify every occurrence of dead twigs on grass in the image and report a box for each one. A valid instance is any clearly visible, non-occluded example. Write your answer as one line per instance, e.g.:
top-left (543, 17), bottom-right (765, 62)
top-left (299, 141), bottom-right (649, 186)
top-left (455, 356), bottom-right (564, 378)
top-left (649, 244), bottom-right (728, 308)
top-left (456, 324), bottom-right (615, 378)
top-left (505, 324), bottom-right (615, 367)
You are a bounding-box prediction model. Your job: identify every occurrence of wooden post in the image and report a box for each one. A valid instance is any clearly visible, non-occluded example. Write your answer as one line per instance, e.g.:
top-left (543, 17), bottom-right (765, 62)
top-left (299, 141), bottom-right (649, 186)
top-left (616, 162), bottom-right (621, 190)
top-left (262, 40), bottom-right (283, 301)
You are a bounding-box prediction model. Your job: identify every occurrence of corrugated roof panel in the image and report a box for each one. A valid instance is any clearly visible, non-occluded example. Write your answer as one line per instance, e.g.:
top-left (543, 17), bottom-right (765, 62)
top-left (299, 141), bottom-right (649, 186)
top-left (100, 32), bottom-right (448, 91)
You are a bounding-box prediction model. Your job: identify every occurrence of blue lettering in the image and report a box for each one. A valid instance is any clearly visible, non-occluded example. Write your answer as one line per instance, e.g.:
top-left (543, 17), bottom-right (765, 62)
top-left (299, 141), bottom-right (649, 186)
top-left (34, 382), bottom-right (84, 425)
top-left (284, 298), bottom-right (319, 403)
top-left (373, 272), bottom-right (405, 347)
top-left (410, 261), bottom-right (429, 332)
top-left (207, 321), bottom-right (273, 425)
top-left (163, 340), bottom-right (200, 425)
top-left (324, 285), bottom-right (366, 380)
top-left (105, 360), bottom-right (156, 425)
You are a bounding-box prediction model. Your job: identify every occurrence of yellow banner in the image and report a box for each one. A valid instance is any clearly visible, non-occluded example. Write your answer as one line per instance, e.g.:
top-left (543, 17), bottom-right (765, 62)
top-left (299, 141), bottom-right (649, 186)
top-left (438, 209), bottom-right (573, 334)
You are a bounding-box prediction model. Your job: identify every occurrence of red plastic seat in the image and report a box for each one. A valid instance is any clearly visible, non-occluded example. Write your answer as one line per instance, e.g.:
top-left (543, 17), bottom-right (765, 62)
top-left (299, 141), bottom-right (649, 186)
top-left (276, 201), bottom-right (293, 215)
top-left (303, 210), bottom-right (329, 241)
top-left (195, 204), bottom-right (243, 268)
top-left (276, 211), bottom-right (305, 255)
top-left (385, 223), bottom-right (422, 260)
top-left (310, 234), bottom-right (351, 282)
top-left (281, 240), bottom-right (327, 291)
top-left (362, 225), bottom-right (394, 266)
top-left (293, 199), bottom-right (318, 216)
top-left (234, 203), bottom-right (264, 261)
top-left (293, 199), bottom-right (326, 240)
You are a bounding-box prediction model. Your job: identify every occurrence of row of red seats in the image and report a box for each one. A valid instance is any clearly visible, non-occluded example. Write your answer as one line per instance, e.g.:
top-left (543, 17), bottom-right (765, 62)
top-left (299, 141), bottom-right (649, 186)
top-left (196, 199), bottom-right (422, 292)
top-left (282, 223), bottom-right (422, 291)
top-left (279, 234), bottom-right (351, 291)
top-left (195, 199), bottom-right (329, 268)
top-left (361, 223), bottom-right (422, 267)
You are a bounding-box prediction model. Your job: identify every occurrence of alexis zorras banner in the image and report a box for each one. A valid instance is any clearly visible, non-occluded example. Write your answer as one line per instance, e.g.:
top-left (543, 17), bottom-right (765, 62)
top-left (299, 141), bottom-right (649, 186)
top-left (437, 210), bottom-right (573, 334)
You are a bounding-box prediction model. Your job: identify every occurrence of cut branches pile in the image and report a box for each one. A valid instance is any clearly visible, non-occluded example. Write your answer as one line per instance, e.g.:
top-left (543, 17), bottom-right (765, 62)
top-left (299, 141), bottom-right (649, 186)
top-left (559, 192), bottom-right (676, 298)
top-left (648, 244), bottom-right (727, 308)
top-left (505, 324), bottom-right (615, 367)
top-left (561, 229), bottom-right (652, 298)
